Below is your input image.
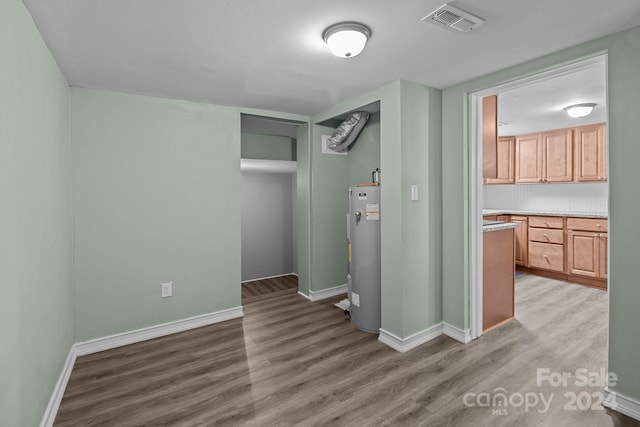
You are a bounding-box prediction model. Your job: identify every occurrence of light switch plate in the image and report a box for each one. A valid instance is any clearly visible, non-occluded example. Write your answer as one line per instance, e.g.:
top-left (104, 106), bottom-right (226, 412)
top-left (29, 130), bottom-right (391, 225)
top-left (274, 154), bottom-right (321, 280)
top-left (161, 281), bottom-right (172, 298)
top-left (411, 184), bottom-right (419, 201)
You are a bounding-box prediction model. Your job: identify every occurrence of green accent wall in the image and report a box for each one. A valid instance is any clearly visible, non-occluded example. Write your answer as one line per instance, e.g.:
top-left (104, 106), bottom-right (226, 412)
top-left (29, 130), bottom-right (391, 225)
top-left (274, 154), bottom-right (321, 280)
top-left (309, 123), bottom-right (349, 291)
top-left (311, 81), bottom-right (443, 338)
top-left (5, 0), bottom-right (640, 420)
top-left (296, 123), bottom-right (312, 296)
top-left (442, 26), bottom-right (640, 401)
top-left (241, 132), bottom-right (296, 161)
top-left (348, 112), bottom-right (381, 186)
top-left (307, 109), bottom-right (382, 296)
top-left (71, 89), bottom-right (242, 341)
top-left (0, 0), bottom-right (74, 425)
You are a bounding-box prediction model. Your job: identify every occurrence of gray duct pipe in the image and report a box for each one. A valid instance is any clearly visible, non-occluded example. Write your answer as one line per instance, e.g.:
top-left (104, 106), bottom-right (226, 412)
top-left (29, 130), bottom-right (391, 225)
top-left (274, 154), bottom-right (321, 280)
top-left (326, 111), bottom-right (370, 153)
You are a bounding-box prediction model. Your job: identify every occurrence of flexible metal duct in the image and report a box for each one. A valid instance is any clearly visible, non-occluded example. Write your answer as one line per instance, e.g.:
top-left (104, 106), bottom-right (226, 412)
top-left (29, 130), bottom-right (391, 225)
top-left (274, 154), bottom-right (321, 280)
top-left (326, 111), bottom-right (370, 153)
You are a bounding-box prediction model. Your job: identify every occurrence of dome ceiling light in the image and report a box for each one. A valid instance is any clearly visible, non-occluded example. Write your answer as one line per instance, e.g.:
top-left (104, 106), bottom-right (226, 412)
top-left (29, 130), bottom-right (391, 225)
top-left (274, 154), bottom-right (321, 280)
top-left (323, 22), bottom-right (370, 58)
top-left (564, 103), bottom-right (596, 118)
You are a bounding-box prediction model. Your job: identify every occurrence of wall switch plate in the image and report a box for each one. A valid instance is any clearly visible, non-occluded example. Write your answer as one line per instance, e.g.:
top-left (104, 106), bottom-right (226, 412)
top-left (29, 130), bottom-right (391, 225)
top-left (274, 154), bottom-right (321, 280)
top-left (411, 184), bottom-right (419, 201)
top-left (161, 281), bottom-right (172, 298)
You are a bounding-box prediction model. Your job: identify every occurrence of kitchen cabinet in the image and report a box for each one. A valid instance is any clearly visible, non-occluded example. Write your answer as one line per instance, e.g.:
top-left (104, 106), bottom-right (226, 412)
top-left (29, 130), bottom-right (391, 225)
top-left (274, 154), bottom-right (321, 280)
top-left (515, 133), bottom-right (542, 183)
top-left (567, 218), bottom-right (608, 285)
top-left (542, 129), bottom-right (573, 182)
top-left (510, 216), bottom-right (528, 266)
top-left (516, 130), bottom-right (573, 183)
top-left (483, 226), bottom-right (515, 331)
top-left (483, 95), bottom-right (498, 180)
top-left (487, 123), bottom-right (606, 185)
top-left (574, 123), bottom-right (607, 182)
top-left (485, 137), bottom-right (515, 184)
top-left (599, 233), bottom-right (608, 280)
top-left (486, 211), bottom-right (608, 289)
top-left (528, 216), bottom-right (565, 273)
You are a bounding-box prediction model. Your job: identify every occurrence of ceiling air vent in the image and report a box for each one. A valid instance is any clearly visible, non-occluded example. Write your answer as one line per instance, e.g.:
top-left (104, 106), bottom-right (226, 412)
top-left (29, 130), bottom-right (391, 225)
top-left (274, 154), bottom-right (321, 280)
top-left (422, 3), bottom-right (485, 33)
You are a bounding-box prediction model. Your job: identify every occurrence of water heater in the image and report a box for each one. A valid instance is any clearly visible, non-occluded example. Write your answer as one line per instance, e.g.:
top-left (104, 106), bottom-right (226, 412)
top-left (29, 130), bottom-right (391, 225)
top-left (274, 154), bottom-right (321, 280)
top-left (347, 186), bottom-right (381, 333)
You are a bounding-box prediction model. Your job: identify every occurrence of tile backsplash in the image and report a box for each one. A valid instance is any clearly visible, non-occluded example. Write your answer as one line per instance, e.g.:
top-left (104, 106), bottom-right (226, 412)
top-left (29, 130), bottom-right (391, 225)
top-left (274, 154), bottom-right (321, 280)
top-left (483, 182), bottom-right (608, 214)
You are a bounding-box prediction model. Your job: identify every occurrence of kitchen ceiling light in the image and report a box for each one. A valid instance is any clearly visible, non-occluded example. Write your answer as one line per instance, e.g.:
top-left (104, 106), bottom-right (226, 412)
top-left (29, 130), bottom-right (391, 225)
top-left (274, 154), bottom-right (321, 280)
top-left (564, 103), bottom-right (596, 118)
top-left (323, 22), bottom-right (370, 58)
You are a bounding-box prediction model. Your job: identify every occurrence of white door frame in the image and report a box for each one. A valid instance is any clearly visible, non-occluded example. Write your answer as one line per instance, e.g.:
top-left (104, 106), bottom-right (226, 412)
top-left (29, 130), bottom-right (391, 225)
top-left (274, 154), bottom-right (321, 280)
top-left (467, 53), bottom-right (608, 340)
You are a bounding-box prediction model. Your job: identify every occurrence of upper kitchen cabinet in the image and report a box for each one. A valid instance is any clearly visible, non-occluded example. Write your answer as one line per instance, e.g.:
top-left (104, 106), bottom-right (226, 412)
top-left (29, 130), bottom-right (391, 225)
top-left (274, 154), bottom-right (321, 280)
top-left (574, 123), bottom-right (607, 182)
top-left (542, 128), bottom-right (573, 182)
top-left (515, 133), bottom-right (542, 183)
top-left (516, 129), bottom-right (573, 183)
top-left (482, 95), bottom-right (498, 180)
top-left (483, 94), bottom-right (515, 184)
top-left (485, 136), bottom-right (515, 184)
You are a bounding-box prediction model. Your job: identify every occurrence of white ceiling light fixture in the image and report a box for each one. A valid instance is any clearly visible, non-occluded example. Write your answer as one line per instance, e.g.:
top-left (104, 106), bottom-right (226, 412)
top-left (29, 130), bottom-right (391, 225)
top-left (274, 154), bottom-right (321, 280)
top-left (323, 22), bottom-right (370, 58)
top-left (564, 103), bottom-right (596, 118)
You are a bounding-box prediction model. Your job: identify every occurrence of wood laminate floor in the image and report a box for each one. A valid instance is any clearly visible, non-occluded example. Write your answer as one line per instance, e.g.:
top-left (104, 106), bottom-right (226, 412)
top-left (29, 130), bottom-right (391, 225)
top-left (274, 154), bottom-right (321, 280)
top-left (54, 274), bottom-right (640, 426)
top-left (241, 275), bottom-right (298, 302)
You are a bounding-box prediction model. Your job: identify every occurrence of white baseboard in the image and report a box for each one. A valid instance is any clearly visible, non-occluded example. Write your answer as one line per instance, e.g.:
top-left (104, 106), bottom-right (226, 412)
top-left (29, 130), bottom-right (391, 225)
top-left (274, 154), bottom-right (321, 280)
top-left (308, 284), bottom-right (347, 301)
top-left (241, 273), bottom-right (297, 283)
top-left (604, 389), bottom-right (640, 421)
top-left (40, 347), bottom-right (77, 427)
top-left (379, 322), bottom-right (444, 353)
top-left (297, 290), bottom-right (312, 300)
top-left (443, 322), bottom-right (472, 344)
top-left (75, 306), bottom-right (244, 356)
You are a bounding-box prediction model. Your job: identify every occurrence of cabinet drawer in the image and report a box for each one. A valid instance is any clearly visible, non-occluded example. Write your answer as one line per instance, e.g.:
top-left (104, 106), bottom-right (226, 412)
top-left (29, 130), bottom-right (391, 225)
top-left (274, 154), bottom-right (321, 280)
top-left (529, 228), bottom-right (564, 244)
top-left (528, 216), bottom-right (564, 229)
top-left (567, 217), bottom-right (608, 232)
top-left (529, 242), bottom-right (564, 272)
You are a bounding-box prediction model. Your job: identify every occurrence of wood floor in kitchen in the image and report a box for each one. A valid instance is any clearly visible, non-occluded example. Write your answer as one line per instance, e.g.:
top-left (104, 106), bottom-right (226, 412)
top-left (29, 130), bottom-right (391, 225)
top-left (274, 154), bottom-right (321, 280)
top-left (54, 274), bottom-right (640, 426)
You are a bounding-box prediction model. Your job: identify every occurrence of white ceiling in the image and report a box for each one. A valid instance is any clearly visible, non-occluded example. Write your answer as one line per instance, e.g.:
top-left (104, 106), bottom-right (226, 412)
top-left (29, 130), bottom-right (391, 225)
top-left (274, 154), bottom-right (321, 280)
top-left (498, 60), bottom-right (607, 136)
top-left (23, 0), bottom-right (640, 116)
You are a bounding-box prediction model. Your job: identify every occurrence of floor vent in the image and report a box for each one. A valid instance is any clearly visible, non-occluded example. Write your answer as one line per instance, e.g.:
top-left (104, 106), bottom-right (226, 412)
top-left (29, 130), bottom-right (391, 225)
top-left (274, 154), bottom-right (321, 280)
top-left (422, 3), bottom-right (485, 33)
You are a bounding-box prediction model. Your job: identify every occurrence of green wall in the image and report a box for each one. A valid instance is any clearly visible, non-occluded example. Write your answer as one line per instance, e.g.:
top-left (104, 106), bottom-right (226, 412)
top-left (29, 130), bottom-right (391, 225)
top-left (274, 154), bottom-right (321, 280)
top-left (296, 123), bottom-right (312, 296)
top-left (308, 123), bottom-right (349, 291)
top-left (348, 112), bottom-right (381, 186)
top-left (310, 81), bottom-right (443, 338)
top-left (71, 89), bottom-right (242, 341)
top-left (399, 82), bottom-right (443, 335)
top-left (241, 132), bottom-right (296, 161)
top-left (442, 26), bottom-right (640, 401)
top-left (0, 0), bottom-right (74, 425)
top-left (306, 108), bottom-right (381, 295)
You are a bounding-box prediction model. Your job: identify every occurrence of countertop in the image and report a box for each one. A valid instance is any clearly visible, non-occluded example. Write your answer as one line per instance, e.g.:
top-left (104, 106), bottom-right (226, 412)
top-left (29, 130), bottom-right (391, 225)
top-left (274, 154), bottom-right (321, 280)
top-left (483, 209), bottom-right (608, 219)
top-left (483, 220), bottom-right (519, 233)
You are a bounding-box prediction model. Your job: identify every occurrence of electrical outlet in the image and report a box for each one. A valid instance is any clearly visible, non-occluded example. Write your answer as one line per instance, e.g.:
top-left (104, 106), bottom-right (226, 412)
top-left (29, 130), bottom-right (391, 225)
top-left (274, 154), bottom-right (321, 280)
top-left (161, 281), bottom-right (172, 298)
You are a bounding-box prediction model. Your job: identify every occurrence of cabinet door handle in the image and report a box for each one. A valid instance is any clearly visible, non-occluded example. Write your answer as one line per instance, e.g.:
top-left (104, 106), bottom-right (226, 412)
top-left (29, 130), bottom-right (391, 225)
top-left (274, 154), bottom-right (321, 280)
top-left (596, 224), bottom-right (601, 228)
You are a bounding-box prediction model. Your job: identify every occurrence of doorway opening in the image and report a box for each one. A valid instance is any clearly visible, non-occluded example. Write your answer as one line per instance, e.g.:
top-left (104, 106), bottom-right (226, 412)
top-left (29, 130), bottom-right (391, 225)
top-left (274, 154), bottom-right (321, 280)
top-left (240, 114), bottom-right (304, 303)
top-left (469, 54), bottom-right (609, 339)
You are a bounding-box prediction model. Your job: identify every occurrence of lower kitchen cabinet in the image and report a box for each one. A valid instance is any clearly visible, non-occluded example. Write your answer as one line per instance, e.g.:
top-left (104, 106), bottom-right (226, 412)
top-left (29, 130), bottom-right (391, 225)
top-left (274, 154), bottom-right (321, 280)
top-left (486, 212), bottom-right (608, 290)
top-left (599, 233), bottom-right (608, 280)
top-left (511, 216), bottom-right (528, 266)
top-left (527, 215), bottom-right (564, 272)
top-left (483, 226), bottom-right (515, 331)
top-left (567, 217), bottom-right (608, 283)
top-left (529, 241), bottom-right (564, 272)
